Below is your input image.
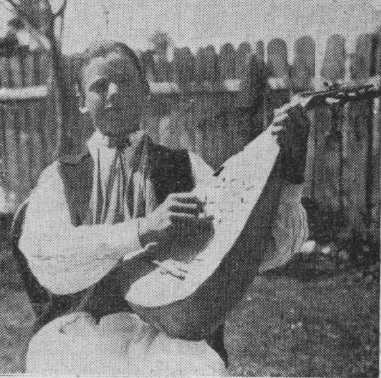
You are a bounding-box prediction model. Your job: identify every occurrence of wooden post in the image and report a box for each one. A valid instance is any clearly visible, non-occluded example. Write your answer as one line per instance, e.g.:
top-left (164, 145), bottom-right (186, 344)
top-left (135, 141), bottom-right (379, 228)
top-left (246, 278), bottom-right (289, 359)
top-left (24, 51), bottom-right (42, 187)
top-left (0, 55), bottom-right (11, 208)
top-left (173, 47), bottom-right (195, 89)
top-left (9, 50), bottom-right (24, 87)
top-left (235, 42), bottom-right (251, 79)
top-left (38, 50), bottom-right (56, 162)
top-left (5, 107), bottom-right (18, 205)
top-left (290, 36), bottom-right (315, 91)
top-left (0, 106), bottom-right (7, 198)
top-left (154, 52), bottom-right (171, 82)
top-left (320, 34), bottom-right (346, 81)
top-left (313, 34), bottom-right (346, 214)
top-left (291, 36), bottom-right (316, 198)
top-left (219, 43), bottom-right (236, 80)
top-left (255, 41), bottom-right (265, 62)
top-left (343, 34), bottom-right (375, 235)
top-left (0, 56), bottom-right (11, 87)
top-left (267, 38), bottom-right (289, 79)
top-left (194, 114), bottom-right (206, 158)
top-left (195, 47), bottom-right (206, 86)
top-left (37, 49), bottom-right (51, 84)
top-left (266, 38), bottom-right (290, 124)
top-left (179, 99), bottom-right (196, 152)
top-left (236, 54), bottom-right (266, 139)
top-left (140, 50), bottom-right (155, 83)
top-left (372, 29), bottom-right (381, 241)
top-left (204, 45), bottom-right (219, 87)
top-left (8, 50), bottom-right (30, 202)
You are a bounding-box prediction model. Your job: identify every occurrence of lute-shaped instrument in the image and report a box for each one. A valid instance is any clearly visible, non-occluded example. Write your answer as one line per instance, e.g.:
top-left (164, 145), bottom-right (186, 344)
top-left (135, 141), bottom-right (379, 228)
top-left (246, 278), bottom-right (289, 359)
top-left (122, 81), bottom-right (381, 340)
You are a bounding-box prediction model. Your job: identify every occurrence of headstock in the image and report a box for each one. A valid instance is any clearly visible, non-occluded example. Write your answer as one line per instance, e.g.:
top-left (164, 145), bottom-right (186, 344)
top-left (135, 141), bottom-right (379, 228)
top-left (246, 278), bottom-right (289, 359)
top-left (296, 76), bottom-right (381, 111)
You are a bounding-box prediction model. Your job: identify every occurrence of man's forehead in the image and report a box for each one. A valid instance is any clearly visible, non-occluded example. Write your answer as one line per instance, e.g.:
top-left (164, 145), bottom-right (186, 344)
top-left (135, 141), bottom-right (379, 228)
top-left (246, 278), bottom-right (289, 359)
top-left (83, 52), bottom-right (137, 81)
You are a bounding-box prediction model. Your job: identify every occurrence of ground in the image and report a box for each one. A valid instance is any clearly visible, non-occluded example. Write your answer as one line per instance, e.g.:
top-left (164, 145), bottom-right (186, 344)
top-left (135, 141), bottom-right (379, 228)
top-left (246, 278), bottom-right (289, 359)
top-left (0, 238), bottom-right (378, 376)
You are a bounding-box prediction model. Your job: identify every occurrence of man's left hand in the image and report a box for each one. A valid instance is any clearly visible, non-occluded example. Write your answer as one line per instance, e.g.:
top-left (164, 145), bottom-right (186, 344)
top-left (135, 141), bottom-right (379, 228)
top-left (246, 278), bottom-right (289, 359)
top-left (269, 104), bottom-right (311, 184)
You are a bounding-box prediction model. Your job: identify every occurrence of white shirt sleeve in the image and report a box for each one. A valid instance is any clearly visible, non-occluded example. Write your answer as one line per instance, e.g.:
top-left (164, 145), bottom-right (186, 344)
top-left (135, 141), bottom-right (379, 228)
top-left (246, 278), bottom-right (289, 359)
top-left (19, 162), bottom-right (143, 295)
top-left (259, 181), bottom-right (309, 272)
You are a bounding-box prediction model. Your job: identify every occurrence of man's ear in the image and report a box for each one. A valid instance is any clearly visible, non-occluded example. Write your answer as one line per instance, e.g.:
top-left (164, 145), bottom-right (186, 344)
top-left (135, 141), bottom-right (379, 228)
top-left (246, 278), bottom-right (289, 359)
top-left (75, 83), bottom-right (89, 114)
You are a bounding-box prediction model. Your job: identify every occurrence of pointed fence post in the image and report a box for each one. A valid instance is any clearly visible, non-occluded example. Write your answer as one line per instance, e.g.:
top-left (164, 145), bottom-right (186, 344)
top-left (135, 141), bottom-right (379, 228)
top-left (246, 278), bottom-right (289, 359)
top-left (236, 53), bottom-right (266, 141)
top-left (291, 36), bottom-right (316, 198)
top-left (266, 38), bottom-right (290, 125)
top-left (255, 40), bottom-right (265, 62)
top-left (219, 43), bottom-right (236, 80)
top-left (343, 33), bottom-right (375, 235)
top-left (204, 45), bottom-right (219, 87)
top-left (372, 29), bottom-right (381, 241)
top-left (235, 42), bottom-right (251, 79)
top-left (314, 34), bottom-right (346, 219)
top-left (173, 47), bottom-right (195, 89)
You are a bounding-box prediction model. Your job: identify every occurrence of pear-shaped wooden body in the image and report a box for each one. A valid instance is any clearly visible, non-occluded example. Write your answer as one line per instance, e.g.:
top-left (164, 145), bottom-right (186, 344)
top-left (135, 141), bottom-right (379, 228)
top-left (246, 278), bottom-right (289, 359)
top-left (123, 128), bottom-right (282, 340)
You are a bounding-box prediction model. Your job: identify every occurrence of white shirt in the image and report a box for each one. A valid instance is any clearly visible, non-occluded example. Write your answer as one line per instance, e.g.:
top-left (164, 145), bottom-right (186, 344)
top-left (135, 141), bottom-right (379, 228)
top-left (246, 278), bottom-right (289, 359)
top-left (20, 131), bottom-right (308, 295)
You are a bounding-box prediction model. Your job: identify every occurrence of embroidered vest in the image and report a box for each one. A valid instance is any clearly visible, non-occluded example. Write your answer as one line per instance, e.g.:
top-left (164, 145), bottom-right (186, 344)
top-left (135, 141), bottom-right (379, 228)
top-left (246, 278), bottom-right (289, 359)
top-left (54, 141), bottom-right (194, 322)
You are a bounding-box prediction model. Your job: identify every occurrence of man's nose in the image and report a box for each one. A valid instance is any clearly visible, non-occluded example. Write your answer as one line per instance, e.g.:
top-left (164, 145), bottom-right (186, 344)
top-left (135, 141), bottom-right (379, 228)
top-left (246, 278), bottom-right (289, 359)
top-left (105, 82), bottom-right (119, 103)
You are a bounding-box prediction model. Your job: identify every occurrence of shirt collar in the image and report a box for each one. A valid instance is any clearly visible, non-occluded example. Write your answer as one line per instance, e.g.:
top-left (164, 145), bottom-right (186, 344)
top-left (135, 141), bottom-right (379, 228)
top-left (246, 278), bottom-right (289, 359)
top-left (87, 129), bottom-right (146, 157)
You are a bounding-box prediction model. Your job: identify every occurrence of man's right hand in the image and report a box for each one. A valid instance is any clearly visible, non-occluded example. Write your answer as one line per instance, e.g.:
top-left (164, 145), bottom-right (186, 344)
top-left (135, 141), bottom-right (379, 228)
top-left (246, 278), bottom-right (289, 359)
top-left (138, 192), bottom-right (213, 249)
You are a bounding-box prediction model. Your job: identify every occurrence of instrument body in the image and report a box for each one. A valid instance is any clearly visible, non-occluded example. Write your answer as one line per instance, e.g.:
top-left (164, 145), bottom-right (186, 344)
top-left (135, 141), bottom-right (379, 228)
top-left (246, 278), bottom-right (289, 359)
top-left (122, 81), bottom-right (381, 340)
top-left (123, 128), bottom-right (282, 339)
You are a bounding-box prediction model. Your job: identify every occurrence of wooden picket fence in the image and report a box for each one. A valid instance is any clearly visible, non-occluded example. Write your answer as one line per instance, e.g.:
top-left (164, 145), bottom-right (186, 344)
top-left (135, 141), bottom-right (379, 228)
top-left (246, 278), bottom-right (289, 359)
top-left (0, 32), bottom-right (380, 241)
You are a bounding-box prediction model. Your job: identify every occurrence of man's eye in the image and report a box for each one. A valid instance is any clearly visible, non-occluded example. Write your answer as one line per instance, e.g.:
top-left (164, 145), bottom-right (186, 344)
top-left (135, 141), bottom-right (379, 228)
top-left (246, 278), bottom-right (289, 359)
top-left (91, 80), bottom-right (108, 92)
top-left (117, 77), bottom-right (130, 86)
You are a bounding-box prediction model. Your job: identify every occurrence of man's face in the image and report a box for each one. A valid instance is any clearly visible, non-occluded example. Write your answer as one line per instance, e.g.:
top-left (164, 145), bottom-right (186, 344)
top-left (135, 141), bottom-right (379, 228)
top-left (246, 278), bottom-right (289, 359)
top-left (82, 52), bottom-right (146, 137)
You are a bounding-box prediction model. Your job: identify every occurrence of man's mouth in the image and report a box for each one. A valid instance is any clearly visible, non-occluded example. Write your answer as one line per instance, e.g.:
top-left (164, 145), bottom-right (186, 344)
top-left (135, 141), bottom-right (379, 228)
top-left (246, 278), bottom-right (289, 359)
top-left (104, 106), bottom-right (123, 113)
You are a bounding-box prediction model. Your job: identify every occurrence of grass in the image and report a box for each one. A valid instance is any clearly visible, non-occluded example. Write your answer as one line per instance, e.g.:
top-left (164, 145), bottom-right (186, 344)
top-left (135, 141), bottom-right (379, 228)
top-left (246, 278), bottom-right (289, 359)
top-left (226, 269), bottom-right (379, 377)
top-left (0, 228), bottom-right (379, 376)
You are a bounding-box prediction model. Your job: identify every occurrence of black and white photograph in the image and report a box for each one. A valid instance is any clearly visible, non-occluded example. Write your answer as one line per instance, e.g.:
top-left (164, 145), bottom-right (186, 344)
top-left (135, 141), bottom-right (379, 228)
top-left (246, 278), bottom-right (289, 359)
top-left (0, 0), bottom-right (379, 376)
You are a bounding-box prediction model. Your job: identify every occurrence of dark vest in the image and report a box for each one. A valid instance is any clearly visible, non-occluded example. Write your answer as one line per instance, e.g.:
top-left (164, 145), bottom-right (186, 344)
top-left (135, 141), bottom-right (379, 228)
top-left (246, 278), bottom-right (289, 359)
top-left (44, 143), bottom-right (194, 323)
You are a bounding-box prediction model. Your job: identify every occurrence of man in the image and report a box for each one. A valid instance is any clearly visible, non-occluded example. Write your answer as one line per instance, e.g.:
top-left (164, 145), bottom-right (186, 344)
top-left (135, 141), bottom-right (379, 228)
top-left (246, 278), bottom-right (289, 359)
top-left (19, 40), bottom-right (309, 376)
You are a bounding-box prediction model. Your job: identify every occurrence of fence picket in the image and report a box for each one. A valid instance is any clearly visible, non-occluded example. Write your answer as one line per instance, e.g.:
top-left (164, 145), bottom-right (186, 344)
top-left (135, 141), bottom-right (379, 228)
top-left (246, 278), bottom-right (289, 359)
top-left (193, 95), bottom-right (207, 158)
top-left (5, 108), bottom-right (18, 203)
top-left (154, 53), bottom-right (171, 82)
top-left (267, 38), bottom-right (289, 78)
top-left (204, 45), bottom-right (219, 85)
top-left (321, 34), bottom-right (346, 81)
top-left (219, 43), bottom-right (236, 80)
top-left (22, 52), bottom-right (42, 187)
top-left (0, 107), bottom-right (7, 192)
top-left (313, 34), bottom-right (346, 214)
top-left (291, 36), bottom-right (315, 91)
top-left (9, 52), bottom-right (24, 87)
top-left (342, 34), bottom-right (374, 232)
top-left (0, 56), bottom-right (11, 87)
top-left (372, 29), bottom-right (381, 238)
top-left (256, 41), bottom-right (265, 62)
top-left (235, 42), bottom-right (251, 79)
top-left (236, 54), bottom-right (266, 140)
top-left (140, 50), bottom-right (155, 82)
top-left (173, 47), bottom-right (195, 88)
top-left (291, 36), bottom-right (316, 198)
top-left (266, 38), bottom-right (290, 125)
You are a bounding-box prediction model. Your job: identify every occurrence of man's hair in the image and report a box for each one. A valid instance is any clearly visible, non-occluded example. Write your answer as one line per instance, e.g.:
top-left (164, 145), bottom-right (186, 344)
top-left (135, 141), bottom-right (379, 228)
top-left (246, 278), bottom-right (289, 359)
top-left (7, 18), bottom-right (24, 31)
top-left (78, 40), bottom-right (149, 95)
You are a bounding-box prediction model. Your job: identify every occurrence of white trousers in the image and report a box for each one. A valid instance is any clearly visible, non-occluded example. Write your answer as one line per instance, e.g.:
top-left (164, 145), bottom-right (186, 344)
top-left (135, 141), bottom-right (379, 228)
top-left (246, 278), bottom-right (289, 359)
top-left (26, 311), bottom-right (228, 376)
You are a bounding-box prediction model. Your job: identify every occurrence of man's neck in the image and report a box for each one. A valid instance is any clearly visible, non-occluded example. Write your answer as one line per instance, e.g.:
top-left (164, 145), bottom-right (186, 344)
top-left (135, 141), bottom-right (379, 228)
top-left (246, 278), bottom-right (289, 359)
top-left (89, 129), bottom-right (145, 149)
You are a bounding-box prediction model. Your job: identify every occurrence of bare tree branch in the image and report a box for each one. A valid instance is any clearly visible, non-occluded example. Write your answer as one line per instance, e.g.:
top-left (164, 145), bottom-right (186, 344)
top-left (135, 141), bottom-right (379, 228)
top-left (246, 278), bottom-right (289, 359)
top-left (3, 0), bottom-right (72, 157)
top-left (53, 0), bottom-right (67, 18)
top-left (2, 0), bottom-right (40, 31)
top-left (0, 0), bottom-right (51, 48)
